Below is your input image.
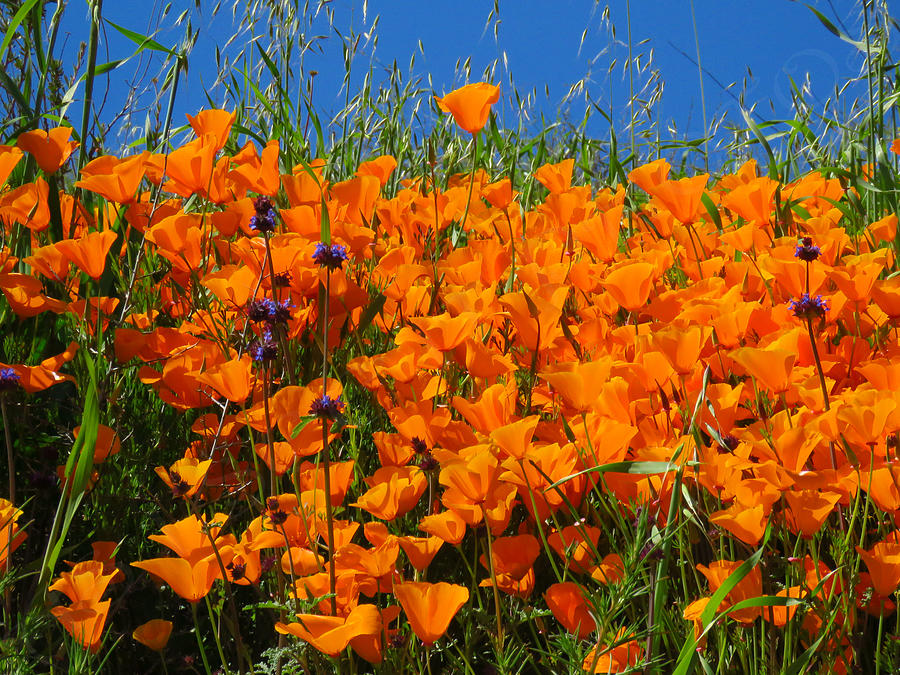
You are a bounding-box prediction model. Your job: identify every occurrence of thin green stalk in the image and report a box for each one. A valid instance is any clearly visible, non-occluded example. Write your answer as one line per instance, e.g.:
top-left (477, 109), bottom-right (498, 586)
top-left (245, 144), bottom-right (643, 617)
top-left (1, 396), bottom-right (13, 504)
top-left (191, 602), bottom-right (214, 675)
top-left (77, 0), bottom-right (102, 174)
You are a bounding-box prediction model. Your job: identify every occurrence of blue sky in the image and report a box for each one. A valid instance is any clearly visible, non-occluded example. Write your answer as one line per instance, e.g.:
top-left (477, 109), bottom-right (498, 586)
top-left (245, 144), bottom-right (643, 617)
top-left (58, 0), bottom-right (880, 158)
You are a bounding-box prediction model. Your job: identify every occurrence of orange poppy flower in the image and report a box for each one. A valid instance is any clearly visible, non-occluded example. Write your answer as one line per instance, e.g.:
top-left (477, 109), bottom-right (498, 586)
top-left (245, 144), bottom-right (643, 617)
top-left (601, 261), bottom-right (656, 312)
top-left (0, 145), bottom-right (23, 187)
top-left (154, 457), bottom-right (213, 499)
top-left (857, 533), bottom-right (900, 597)
top-left (730, 346), bottom-right (796, 394)
top-left (16, 126), bottom-right (78, 173)
top-left (49, 560), bottom-right (116, 652)
top-left (0, 499), bottom-right (27, 572)
top-left (544, 582), bottom-right (596, 639)
top-left (534, 158), bottom-right (575, 193)
top-left (709, 502), bottom-right (768, 546)
top-left (161, 135), bottom-right (218, 199)
top-left (394, 581), bottom-right (469, 646)
top-left (352, 466), bottom-right (427, 521)
top-left (276, 604), bottom-right (383, 658)
top-left (0, 177), bottom-right (50, 231)
top-left (646, 174), bottom-right (709, 224)
top-left (696, 559), bottom-right (763, 624)
top-left (628, 158), bottom-right (670, 194)
top-left (581, 631), bottom-right (643, 673)
top-left (196, 355), bottom-right (254, 404)
top-left (481, 534), bottom-right (540, 581)
top-left (52, 230), bottom-right (118, 280)
top-left (186, 109), bottom-right (236, 151)
top-left (434, 82), bottom-right (500, 135)
top-left (784, 490), bottom-right (841, 538)
top-left (409, 311), bottom-right (480, 352)
top-left (418, 509), bottom-right (468, 545)
top-left (356, 154), bottom-right (398, 187)
top-left (76, 152), bottom-right (148, 203)
top-left (132, 619), bottom-right (173, 651)
top-left (398, 536), bottom-right (444, 571)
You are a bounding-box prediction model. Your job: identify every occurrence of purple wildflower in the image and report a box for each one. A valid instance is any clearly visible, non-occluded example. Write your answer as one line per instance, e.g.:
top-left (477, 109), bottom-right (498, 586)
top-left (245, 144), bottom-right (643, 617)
top-left (789, 293), bottom-right (829, 320)
top-left (250, 196), bottom-right (276, 233)
top-left (0, 367), bottom-right (20, 392)
top-left (309, 394), bottom-right (345, 419)
top-left (248, 330), bottom-right (278, 363)
top-left (312, 242), bottom-right (349, 270)
top-left (794, 236), bottom-right (821, 262)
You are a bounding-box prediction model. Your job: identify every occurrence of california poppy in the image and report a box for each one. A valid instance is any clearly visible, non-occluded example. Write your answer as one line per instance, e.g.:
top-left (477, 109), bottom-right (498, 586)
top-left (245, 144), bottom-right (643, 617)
top-left (434, 83), bottom-right (500, 135)
top-left (544, 582), bottom-right (596, 638)
top-left (394, 581), bottom-right (469, 646)
top-left (276, 604), bottom-right (383, 658)
top-left (16, 126), bottom-right (78, 173)
top-left (132, 619), bottom-right (173, 651)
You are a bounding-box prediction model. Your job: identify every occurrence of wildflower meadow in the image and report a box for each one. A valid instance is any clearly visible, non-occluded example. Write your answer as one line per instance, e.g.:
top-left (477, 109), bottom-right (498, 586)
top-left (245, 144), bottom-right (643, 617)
top-left (2, 1), bottom-right (900, 673)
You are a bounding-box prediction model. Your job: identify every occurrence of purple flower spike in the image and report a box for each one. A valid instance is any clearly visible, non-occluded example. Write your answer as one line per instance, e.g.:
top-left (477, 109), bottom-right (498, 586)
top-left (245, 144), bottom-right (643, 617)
top-left (312, 242), bottom-right (349, 270)
top-left (789, 293), bottom-right (829, 320)
top-left (309, 394), bottom-right (345, 419)
top-left (794, 236), bottom-right (821, 262)
top-left (0, 367), bottom-right (20, 392)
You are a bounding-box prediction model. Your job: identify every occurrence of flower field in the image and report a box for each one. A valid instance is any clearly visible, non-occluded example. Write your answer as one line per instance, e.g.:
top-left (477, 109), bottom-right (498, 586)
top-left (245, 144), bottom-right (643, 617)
top-left (3, 3), bottom-right (900, 674)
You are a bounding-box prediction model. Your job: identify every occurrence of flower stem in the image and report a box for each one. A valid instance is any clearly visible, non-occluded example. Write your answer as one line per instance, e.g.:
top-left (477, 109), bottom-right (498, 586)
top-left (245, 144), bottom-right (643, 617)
top-left (1, 396), bottom-right (14, 504)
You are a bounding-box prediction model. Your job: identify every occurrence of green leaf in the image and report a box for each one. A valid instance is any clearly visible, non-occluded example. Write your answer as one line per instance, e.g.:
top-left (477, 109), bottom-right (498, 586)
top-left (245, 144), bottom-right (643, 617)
top-left (0, 0), bottom-right (41, 62)
top-left (105, 19), bottom-right (175, 56)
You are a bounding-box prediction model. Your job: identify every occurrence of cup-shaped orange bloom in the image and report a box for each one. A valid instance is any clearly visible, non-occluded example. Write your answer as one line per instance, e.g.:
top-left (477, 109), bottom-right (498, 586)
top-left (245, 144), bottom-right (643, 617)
top-left (133, 619), bottom-right (173, 651)
top-left (352, 465), bottom-right (427, 521)
top-left (394, 581), bottom-right (469, 646)
top-left (410, 312), bottom-right (480, 352)
top-left (709, 502), bottom-right (768, 546)
top-left (276, 604), bottom-right (382, 658)
top-left (857, 534), bottom-right (900, 597)
top-left (434, 82), bottom-right (500, 135)
top-left (647, 174), bottom-right (709, 224)
top-left (696, 559), bottom-right (763, 624)
top-left (16, 126), bottom-right (78, 173)
top-left (481, 534), bottom-right (540, 581)
top-left (582, 631), bottom-right (643, 673)
top-left (0, 145), bottom-right (23, 187)
top-left (544, 582), bottom-right (596, 639)
top-left (49, 561), bottom-right (117, 653)
top-left (0, 499), bottom-right (27, 572)
top-left (154, 457), bottom-right (213, 499)
top-left (601, 261), bottom-right (656, 312)
top-left (131, 555), bottom-right (222, 603)
top-left (196, 355), bottom-right (253, 403)
top-left (730, 346), bottom-right (796, 394)
top-left (186, 109), bottom-right (236, 152)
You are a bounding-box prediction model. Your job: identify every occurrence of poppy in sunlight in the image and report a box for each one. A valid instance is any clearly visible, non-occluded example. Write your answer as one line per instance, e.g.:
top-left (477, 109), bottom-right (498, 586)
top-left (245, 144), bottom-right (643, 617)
top-left (857, 534), bottom-right (900, 598)
top-left (581, 631), bottom-right (643, 673)
top-left (132, 619), bottom-right (173, 652)
top-left (434, 82), bottom-right (500, 135)
top-left (186, 109), bottom-right (236, 151)
top-left (545, 582), bottom-right (596, 639)
top-left (0, 499), bottom-right (27, 572)
top-left (394, 581), bottom-right (469, 646)
top-left (49, 561), bottom-right (117, 653)
top-left (352, 465), bottom-right (428, 521)
top-left (16, 126), bottom-right (78, 173)
top-left (276, 604), bottom-right (383, 659)
top-left (154, 457), bottom-right (212, 499)
top-left (0, 145), bottom-right (23, 187)
top-left (600, 261), bottom-right (656, 313)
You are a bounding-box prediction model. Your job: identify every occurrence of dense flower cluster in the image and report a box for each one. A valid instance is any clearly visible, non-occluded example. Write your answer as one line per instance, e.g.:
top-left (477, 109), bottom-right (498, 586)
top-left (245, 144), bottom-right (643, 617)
top-left (4, 98), bottom-right (900, 674)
